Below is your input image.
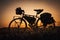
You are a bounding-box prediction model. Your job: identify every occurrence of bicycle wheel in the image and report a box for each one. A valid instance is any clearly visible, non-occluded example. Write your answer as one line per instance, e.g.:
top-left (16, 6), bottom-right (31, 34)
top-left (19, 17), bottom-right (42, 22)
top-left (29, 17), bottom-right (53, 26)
top-left (8, 18), bottom-right (27, 28)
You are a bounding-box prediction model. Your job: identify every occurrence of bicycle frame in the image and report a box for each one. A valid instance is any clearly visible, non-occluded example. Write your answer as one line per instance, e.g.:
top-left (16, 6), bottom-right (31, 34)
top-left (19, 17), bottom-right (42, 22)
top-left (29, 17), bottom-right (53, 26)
top-left (13, 13), bottom-right (40, 27)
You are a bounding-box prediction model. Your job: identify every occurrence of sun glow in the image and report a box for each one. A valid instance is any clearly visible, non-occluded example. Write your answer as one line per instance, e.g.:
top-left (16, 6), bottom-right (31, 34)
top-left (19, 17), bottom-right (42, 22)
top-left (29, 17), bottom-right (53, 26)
top-left (1, 1), bottom-right (60, 27)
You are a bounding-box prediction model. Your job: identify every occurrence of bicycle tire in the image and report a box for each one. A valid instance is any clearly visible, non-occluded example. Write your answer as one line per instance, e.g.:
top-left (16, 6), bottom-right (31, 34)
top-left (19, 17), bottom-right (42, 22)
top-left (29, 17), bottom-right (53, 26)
top-left (8, 18), bottom-right (27, 28)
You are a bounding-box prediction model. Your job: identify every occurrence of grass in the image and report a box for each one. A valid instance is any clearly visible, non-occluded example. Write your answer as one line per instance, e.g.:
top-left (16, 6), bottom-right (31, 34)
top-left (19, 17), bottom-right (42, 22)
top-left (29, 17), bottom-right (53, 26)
top-left (0, 26), bottom-right (60, 40)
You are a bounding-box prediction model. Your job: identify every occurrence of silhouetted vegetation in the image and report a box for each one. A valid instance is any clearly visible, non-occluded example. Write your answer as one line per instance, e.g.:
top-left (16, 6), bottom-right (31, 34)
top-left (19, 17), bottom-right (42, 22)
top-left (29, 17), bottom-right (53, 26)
top-left (0, 26), bottom-right (60, 40)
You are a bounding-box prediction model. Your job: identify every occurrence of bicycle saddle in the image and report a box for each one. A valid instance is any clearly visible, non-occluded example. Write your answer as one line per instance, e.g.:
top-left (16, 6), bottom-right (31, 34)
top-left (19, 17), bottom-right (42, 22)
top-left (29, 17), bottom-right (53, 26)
top-left (34, 9), bottom-right (43, 14)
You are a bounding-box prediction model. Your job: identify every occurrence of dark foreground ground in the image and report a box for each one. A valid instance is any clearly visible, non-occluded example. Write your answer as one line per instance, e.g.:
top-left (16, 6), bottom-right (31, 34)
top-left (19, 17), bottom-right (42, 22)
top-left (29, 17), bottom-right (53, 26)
top-left (0, 26), bottom-right (60, 40)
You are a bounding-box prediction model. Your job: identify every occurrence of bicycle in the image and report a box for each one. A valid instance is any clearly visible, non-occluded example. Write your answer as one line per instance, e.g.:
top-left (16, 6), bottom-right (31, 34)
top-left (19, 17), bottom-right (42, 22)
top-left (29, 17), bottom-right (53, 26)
top-left (8, 7), bottom-right (55, 31)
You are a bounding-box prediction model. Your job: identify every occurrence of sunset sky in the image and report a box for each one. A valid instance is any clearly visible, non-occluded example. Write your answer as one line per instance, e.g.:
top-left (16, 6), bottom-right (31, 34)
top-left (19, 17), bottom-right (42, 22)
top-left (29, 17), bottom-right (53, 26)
top-left (0, 0), bottom-right (60, 28)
